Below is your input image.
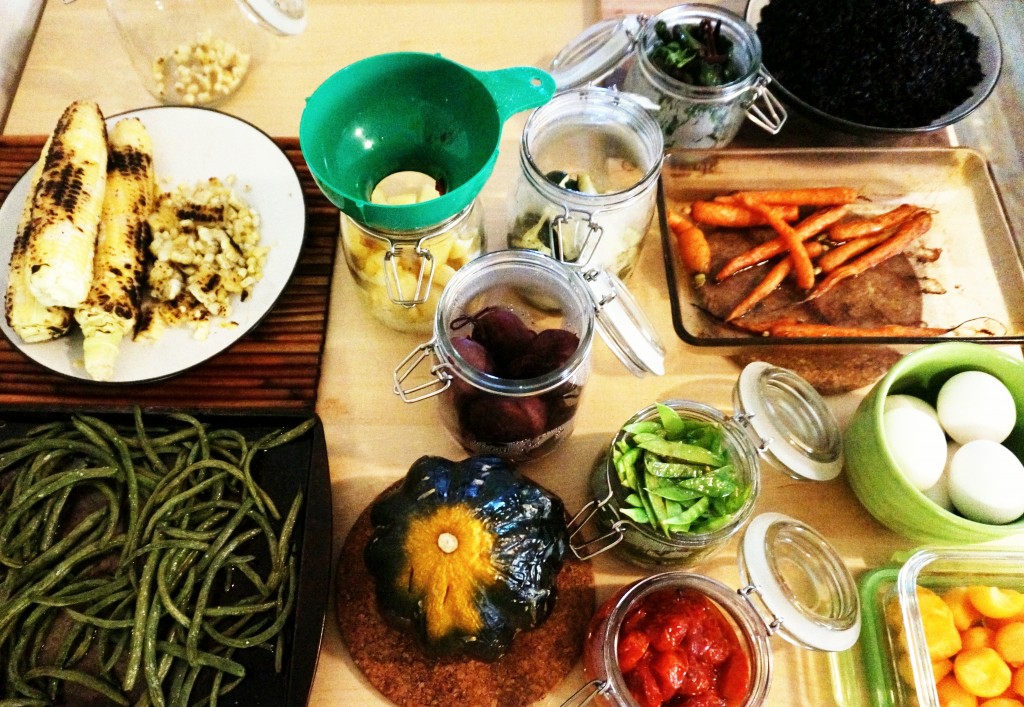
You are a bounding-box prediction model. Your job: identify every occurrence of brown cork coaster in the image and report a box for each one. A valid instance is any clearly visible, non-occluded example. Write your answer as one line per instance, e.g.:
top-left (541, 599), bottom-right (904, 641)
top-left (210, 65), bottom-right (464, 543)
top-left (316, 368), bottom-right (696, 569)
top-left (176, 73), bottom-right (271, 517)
top-left (335, 486), bottom-right (596, 707)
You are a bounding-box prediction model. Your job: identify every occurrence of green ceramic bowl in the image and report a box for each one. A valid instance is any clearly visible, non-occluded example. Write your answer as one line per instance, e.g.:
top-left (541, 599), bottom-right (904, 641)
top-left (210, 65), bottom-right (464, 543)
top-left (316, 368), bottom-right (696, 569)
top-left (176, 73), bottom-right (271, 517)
top-left (845, 342), bottom-right (1024, 543)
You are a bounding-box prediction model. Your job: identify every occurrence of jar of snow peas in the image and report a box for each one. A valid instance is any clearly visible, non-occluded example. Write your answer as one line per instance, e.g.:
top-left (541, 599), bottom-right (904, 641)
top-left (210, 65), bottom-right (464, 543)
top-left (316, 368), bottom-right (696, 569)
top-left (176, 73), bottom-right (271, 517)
top-left (568, 362), bottom-right (843, 567)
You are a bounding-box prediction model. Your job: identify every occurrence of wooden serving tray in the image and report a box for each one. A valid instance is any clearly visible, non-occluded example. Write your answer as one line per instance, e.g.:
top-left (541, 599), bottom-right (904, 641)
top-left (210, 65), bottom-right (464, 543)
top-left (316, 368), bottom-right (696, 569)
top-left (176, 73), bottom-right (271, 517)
top-left (0, 136), bottom-right (338, 413)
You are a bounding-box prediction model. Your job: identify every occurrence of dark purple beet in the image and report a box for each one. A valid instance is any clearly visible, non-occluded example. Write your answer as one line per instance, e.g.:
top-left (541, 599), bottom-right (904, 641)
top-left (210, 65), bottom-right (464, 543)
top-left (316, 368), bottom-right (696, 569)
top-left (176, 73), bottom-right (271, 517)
top-left (468, 307), bottom-right (536, 367)
top-left (504, 328), bottom-right (580, 379)
top-left (451, 336), bottom-right (495, 374)
top-left (463, 395), bottom-right (549, 444)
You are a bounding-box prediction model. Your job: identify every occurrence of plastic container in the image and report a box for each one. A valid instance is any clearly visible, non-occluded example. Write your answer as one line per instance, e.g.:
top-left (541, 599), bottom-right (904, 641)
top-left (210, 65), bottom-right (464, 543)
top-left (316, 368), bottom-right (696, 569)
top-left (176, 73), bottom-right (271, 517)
top-left (393, 249), bottom-right (665, 462)
top-left (857, 547), bottom-right (1024, 707)
top-left (568, 513), bottom-right (861, 706)
top-left (568, 363), bottom-right (843, 567)
top-left (341, 191), bottom-right (484, 333)
top-left (549, 6), bottom-right (785, 149)
top-left (507, 88), bottom-right (663, 279)
top-left (106, 0), bottom-right (306, 106)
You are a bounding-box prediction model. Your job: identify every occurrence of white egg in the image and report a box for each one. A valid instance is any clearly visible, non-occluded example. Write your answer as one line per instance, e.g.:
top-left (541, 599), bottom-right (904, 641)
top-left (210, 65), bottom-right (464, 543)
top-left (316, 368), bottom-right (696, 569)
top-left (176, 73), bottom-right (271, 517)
top-left (947, 439), bottom-right (1024, 525)
top-left (936, 370), bottom-right (1017, 444)
top-left (883, 405), bottom-right (948, 491)
top-left (885, 394), bottom-right (940, 426)
top-left (921, 440), bottom-right (961, 512)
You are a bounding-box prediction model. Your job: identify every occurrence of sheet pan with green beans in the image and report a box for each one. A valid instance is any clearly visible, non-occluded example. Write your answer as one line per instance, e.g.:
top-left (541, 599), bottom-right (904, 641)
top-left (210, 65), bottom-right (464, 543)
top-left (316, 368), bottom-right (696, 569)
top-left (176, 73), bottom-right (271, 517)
top-left (0, 409), bottom-right (317, 707)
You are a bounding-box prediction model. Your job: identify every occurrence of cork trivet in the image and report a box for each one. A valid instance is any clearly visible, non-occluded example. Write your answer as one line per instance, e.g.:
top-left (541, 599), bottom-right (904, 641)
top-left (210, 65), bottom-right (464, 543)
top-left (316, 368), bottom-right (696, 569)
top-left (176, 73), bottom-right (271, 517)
top-left (335, 486), bottom-right (596, 707)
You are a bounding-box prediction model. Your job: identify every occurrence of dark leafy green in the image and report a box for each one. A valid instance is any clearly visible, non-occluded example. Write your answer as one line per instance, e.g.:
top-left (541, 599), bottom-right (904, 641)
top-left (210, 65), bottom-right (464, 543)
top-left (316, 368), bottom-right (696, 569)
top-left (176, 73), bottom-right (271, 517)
top-left (649, 18), bottom-right (740, 87)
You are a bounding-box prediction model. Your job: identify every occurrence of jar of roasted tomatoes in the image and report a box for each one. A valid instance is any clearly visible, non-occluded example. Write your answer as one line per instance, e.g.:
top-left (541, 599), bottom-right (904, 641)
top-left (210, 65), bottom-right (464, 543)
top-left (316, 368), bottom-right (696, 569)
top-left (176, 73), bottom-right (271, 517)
top-left (568, 513), bottom-right (861, 707)
top-left (507, 87), bottom-right (663, 280)
top-left (568, 363), bottom-right (843, 567)
top-left (393, 249), bottom-right (665, 462)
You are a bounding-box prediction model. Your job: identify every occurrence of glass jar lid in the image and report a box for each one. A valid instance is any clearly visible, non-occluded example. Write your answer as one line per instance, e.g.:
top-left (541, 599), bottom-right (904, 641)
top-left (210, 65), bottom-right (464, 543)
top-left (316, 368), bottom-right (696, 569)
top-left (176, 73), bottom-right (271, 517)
top-left (548, 15), bottom-right (642, 91)
top-left (576, 267), bottom-right (665, 376)
top-left (734, 361), bottom-right (844, 481)
top-left (739, 512), bottom-right (861, 652)
top-left (241, 0), bottom-right (307, 35)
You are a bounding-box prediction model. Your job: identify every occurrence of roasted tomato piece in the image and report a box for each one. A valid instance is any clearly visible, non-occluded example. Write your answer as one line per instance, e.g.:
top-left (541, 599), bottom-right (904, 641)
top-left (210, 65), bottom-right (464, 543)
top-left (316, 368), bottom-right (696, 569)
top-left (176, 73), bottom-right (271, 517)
top-left (618, 629), bottom-right (651, 673)
top-left (625, 661), bottom-right (666, 707)
top-left (652, 649), bottom-right (689, 696)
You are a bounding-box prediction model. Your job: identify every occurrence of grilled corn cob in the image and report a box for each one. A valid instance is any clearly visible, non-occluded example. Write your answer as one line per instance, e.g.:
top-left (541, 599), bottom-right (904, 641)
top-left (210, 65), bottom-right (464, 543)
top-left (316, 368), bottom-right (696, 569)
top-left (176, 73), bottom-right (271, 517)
top-left (5, 134), bottom-right (75, 343)
top-left (25, 100), bottom-right (108, 308)
top-left (74, 118), bottom-right (155, 381)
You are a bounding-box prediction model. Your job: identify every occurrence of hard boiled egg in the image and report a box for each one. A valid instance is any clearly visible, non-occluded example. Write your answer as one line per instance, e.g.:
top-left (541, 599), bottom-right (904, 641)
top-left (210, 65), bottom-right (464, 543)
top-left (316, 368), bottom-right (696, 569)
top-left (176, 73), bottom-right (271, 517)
top-left (885, 394), bottom-right (940, 425)
top-left (883, 405), bottom-right (948, 491)
top-left (936, 370), bottom-right (1017, 444)
top-left (947, 439), bottom-right (1024, 525)
top-left (921, 440), bottom-right (960, 512)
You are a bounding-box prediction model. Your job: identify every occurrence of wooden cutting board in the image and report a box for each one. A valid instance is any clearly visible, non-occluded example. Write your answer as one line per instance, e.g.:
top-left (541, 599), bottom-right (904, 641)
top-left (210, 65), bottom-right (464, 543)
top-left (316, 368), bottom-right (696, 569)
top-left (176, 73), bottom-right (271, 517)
top-left (0, 136), bottom-right (338, 413)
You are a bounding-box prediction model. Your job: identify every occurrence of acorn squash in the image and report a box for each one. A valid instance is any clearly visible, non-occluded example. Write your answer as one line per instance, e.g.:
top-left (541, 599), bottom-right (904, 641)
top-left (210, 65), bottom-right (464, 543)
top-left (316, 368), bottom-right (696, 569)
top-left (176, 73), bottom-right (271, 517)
top-left (364, 454), bottom-right (569, 662)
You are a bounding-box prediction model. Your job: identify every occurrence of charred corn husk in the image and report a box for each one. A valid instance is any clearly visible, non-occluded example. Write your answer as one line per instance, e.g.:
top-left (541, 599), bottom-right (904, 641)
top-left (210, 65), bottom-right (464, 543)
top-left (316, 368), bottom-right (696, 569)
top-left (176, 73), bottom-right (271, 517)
top-left (5, 134), bottom-right (75, 343)
top-left (74, 118), bottom-right (155, 381)
top-left (25, 100), bottom-right (108, 309)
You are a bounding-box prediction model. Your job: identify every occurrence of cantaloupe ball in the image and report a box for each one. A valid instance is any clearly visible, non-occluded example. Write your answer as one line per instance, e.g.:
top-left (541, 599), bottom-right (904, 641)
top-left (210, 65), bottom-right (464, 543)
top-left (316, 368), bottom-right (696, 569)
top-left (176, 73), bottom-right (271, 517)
top-left (963, 626), bottom-right (998, 651)
top-left (946, 587), bottom-right (986, 631)
top-left (939, 674), bottom-right (980, 707)
top-left (969, 587), bottom-right (1024, 620)
top-left (995, 623), bottom-right (1024, 667)
top-left (955, 647), bottom-right (1013, 698)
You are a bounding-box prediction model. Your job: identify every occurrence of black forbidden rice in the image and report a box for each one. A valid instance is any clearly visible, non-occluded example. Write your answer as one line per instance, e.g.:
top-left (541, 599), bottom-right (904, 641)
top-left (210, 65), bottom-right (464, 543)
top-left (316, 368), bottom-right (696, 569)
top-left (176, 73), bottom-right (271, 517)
top-left (755, 0), bottom-right (984, 128)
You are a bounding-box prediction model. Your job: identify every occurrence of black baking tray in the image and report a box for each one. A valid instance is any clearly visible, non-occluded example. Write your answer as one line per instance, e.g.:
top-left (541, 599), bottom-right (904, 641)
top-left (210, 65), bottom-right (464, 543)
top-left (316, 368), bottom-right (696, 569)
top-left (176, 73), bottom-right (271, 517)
top-left (0, 408), bottom-right (332, 707)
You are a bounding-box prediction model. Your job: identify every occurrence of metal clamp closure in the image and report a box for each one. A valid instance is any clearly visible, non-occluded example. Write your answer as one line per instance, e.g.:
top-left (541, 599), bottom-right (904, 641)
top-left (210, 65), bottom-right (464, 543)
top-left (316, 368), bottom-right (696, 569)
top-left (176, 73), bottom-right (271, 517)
top-left (393, 342), bottom-right (452, 402)
top-left (383, 241), bottom-right (436, 306)
top-left (560, 679), bottom-right (612, 707)
top-left (744, 69), bottom-right (787, 135)
top-left (567, 495), bottom-right (626, 561)
top-left (550, 209), bottom-right (605, 268)
top-left (738, 583), bottom-right (785, 636)
top-left (732, 411), bottom-right (772, 454)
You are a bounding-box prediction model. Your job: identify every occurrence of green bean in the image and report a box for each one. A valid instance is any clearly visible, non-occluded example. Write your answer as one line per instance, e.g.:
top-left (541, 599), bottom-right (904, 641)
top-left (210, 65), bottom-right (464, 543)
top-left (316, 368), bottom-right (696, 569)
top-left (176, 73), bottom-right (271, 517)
top-left (0, 410), bottom-right (313, 705)
top-left (23, 667), bottom-right (128, 706)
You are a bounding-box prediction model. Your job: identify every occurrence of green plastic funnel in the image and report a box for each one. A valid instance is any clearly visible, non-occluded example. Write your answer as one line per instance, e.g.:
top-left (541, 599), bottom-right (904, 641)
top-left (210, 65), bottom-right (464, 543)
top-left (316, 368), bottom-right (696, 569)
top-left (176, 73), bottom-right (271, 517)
top-left (299, 52), bottom-right (555, 231)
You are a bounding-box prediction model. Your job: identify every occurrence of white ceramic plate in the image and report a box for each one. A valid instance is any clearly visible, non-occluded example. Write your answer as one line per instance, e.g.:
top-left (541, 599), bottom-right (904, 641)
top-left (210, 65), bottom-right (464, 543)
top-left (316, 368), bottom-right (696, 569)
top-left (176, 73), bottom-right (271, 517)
top-left (0, 106), bottom-right (306, 383)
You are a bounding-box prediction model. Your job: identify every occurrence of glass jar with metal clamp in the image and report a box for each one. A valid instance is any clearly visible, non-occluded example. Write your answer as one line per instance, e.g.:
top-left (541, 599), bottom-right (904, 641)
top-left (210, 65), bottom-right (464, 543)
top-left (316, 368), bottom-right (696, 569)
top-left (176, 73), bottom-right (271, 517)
top-left (563, 513), bottom-right (860, 707)
top-left (568, 362), bottom-right (844, 567)
top-left (340, 179), bottom-right (484, 333)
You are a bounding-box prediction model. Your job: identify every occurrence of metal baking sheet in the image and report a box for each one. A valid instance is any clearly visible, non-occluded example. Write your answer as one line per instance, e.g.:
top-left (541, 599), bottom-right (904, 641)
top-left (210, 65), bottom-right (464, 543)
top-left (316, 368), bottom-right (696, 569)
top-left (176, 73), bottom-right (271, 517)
top-left (660, 147), bottom-right (1023, 346)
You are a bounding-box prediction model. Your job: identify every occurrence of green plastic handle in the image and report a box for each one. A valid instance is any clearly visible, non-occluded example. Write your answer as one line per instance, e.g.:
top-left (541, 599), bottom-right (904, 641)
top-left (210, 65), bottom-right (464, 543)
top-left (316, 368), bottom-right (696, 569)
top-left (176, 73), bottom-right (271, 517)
top-left (471, 66), bottom-right (556, 122)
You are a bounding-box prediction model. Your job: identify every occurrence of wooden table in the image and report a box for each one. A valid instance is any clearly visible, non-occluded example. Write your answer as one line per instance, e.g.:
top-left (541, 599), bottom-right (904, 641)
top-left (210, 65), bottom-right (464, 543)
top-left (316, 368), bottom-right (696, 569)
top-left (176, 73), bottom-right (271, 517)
top-left (2, 1), bottom-right (1017, 705)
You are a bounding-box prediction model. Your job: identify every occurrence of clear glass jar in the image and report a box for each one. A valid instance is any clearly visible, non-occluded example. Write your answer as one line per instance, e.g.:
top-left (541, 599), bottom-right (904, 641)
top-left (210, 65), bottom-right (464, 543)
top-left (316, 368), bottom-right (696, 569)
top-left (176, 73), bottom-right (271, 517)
top-left (507, 88), bottom-right (663, 280)
top-left (106, 0), bottom-right (307, 106)
top-left (393, 249), bottom-right (666, 462)
top-left (569, 513), bottom-right (861, 707)
top-left (569, 363), bottom-right (843, 567)
top-left (622, 5), bottom-right (784, 149)
top-left (549, 7), bottom-right (786, 149)
top-left (341, 199), bottom-right (485, 333)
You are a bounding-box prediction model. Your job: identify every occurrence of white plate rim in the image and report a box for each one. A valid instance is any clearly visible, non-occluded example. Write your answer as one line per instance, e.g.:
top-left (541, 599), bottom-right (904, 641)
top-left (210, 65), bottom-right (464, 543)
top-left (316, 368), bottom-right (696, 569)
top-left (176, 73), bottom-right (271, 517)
top-left (0, 105), bottom-right (307, 384)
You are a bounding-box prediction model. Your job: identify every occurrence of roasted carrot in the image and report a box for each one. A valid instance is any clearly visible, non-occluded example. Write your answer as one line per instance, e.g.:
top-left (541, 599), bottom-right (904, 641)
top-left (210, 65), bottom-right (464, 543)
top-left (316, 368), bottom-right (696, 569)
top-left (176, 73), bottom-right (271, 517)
top-left (667, 210), bottom-right (711, 274)
top-left (737, 195), bottom-right (815, 290)
top-left (690, 200), bottom-right (800, 227)
top-left (714, 205), bottom-right (849, 281)
top-left (742, 319), bottom-right (949, 338)
top-left (828, 204), bottom-right (921, 241)
top-left (716, 186), bottom-right (859, 206)
top-left (816, 230), bottom-right (894, 273)
top-left (809, 211), bottom-right (933, 301)
top-left (726, 242), bottom-right (825, 321)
